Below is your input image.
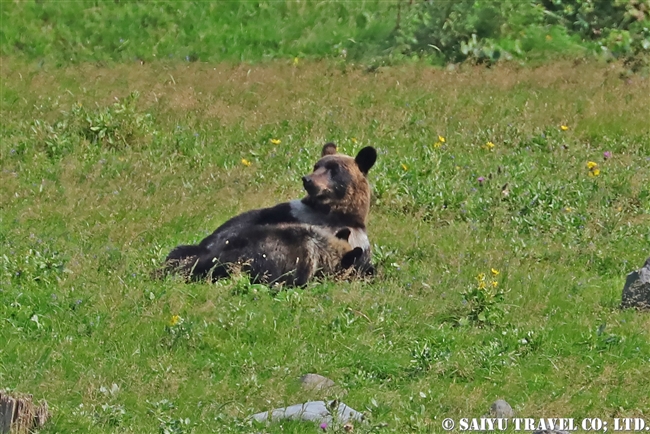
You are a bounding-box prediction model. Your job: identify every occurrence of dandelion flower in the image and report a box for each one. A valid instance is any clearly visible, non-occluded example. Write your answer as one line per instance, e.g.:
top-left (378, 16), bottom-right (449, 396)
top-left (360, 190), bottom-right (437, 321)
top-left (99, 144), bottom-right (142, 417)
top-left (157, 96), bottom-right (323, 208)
top-left (241, 158), bottom-right (252, 167)
top-left (491, 268), bottom-right (500, 276)
top-left (438, 135), bottom-right (446, 143)
top-left (401, 163), bottom-right (408, 171)
top-left (170, 315), bottom-right (182, 326)
top-left (560, 125), bottom-right (569, 131)
top-left (270, 138), bottom-right (281, 145)
top-left (586, 161), bottom-right (600, 177)
top-left (484, 141), bottom-right (495, 150)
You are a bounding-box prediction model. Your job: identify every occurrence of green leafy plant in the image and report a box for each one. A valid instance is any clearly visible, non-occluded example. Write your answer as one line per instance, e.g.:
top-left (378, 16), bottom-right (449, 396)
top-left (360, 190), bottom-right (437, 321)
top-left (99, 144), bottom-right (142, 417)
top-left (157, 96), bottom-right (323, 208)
top-left (460, 269), bottom-right (507, 326)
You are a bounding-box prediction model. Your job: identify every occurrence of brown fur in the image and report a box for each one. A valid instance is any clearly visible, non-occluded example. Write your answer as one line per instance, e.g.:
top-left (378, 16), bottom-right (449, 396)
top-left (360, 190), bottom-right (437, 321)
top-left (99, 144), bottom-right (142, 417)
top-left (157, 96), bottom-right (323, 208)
top-left (301, 144), bottom-right (375, 226)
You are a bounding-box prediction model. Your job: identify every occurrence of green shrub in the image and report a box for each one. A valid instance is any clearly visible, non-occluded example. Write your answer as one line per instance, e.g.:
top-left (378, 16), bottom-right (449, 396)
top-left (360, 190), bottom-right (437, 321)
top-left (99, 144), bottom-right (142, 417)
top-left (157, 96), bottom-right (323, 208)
top-left (394, 0), bottom-right (650, 62)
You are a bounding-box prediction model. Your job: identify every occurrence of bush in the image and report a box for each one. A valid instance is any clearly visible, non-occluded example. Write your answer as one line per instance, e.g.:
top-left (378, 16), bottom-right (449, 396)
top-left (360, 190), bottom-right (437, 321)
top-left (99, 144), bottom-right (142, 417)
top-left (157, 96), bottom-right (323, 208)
top-left (394, 0), bottom-right (650, 63)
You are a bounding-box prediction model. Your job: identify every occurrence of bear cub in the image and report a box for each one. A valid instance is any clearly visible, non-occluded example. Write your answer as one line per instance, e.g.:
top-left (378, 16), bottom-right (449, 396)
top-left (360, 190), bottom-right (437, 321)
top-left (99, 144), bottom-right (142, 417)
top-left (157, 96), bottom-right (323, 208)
top-left (163, 143), bottom-right (377, 282)
top-left (165, 224), bottom-right (363, 286)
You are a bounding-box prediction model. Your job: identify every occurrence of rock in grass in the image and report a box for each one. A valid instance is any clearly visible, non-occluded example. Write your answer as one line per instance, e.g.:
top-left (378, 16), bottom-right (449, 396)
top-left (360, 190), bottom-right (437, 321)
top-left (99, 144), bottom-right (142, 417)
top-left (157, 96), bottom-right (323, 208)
top-left (300, 374), bottom-right (336, 392)
top-left (489, 399), bottom-right (514, 418)
top-left (250, 400), bottom-right (363, 425)
top-left (621, 257), bottom-right (650, 309)
top-left (532, 431), bottom-right (570, 434)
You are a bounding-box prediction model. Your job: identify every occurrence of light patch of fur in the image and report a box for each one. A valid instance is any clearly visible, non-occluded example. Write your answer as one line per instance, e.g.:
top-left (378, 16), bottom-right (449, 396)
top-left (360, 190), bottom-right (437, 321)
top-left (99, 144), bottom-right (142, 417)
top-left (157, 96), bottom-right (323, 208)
top-left (347, 228), bottom-right (370, 251)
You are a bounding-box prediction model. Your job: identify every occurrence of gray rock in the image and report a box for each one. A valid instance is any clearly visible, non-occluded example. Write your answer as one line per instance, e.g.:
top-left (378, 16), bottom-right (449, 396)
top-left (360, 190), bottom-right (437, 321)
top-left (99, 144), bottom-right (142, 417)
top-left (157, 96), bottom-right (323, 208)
top-left (621, 257), bottom-right (650, 309)
top-left (250, 400), bottom-right (363, 425)
top-left (489, 399), bottom-right (514, 418)
top-left (300, 374), bottom-right (336, 392)
top-left (532, 431), bottom-right (570, 434)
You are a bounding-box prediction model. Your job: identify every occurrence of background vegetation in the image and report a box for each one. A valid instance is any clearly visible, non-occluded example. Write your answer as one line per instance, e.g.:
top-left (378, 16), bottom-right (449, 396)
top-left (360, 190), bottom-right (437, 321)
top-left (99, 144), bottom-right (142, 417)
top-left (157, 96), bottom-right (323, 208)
top-left (1, 0), bottom-right (650, 65)
top-left (1, 1), bottom-right (650, 433)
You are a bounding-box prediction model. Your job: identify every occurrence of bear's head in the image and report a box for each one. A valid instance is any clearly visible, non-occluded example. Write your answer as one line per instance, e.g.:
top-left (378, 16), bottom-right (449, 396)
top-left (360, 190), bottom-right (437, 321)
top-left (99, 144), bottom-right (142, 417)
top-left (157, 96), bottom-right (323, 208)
top-left (301, 143), bottom-right (377, 224)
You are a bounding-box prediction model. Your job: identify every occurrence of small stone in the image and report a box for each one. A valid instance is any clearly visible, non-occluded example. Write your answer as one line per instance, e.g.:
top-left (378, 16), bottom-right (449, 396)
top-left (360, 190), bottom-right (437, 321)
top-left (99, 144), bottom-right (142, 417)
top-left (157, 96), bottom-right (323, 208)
top-left (621, 257), bottom-right (650, 309)
top-left (300, 374), bottom-right (336, 392)
top-left (532, 431), bottom-right (570, 434)
top-left (489, 399), bottom-right (514, 418)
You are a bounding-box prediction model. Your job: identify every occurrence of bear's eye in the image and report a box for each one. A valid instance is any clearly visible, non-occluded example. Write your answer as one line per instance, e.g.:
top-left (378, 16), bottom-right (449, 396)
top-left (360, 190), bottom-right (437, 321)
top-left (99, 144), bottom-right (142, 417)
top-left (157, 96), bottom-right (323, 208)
top-left (329, 165), bottom-right (339, 175)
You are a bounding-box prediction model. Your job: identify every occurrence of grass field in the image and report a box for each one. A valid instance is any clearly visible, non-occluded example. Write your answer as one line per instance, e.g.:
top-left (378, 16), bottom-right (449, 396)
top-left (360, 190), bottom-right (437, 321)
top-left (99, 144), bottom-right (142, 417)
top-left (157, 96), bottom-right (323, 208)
top-left (1, 57), bottom-right (650, 433)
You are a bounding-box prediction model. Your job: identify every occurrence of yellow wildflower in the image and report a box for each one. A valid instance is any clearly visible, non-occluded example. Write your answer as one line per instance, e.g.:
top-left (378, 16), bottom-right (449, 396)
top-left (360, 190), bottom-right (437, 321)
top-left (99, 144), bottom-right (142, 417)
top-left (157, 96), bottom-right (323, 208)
top-left (170, 315), bottom-right (182, 326)
top-left (270, 138), bottom-right (281, 145)
top-left (491, 280), bottom-right (498, 288)
top-left (560, 125), bottom-right (569, 131)
top-left (351, 137), bottom-right (358, 144)
top-left (478, 281), bottom-right (487, 290)
top-left (477, 273), bottom-right (486, 281)
top-left (293, 57), bottom-right (299, 66)
top-left (401, 163), bottom-right (408, 171)
top-left (491, 268), bottom-right (500, 276)
top-left (433, 141), bottom-right (443, 148)
top-left (484, 141), bottom-right (495, 150)
top-left (438, 135), bottom-right (446, 143)
top-left (587, 161), bottom-right (600, 177)
top-left (241, 158), bottom-right (252, 167)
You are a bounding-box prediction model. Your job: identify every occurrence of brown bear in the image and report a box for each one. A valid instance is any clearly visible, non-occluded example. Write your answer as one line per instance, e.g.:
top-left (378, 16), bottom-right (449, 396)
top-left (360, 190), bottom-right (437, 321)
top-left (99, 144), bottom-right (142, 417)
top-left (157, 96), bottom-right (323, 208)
top-left (163, 143), bottom-right (377, 282)
top-left (165, 225), bottom-right (364, 286)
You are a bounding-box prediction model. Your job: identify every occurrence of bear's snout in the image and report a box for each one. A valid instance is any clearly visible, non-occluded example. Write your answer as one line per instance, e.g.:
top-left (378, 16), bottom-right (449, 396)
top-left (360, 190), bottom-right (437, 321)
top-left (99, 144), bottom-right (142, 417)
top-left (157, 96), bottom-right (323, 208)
top-left (302, 175), bottom-right (320, 196)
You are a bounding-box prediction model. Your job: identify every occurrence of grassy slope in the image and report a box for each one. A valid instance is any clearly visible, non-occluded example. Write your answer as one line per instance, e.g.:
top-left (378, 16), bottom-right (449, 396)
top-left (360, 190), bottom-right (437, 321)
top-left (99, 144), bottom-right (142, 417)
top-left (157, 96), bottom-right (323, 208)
top-left (0, 1), bottom-right (395, 64)
top-left (1, 58), bottom-right (649, 433)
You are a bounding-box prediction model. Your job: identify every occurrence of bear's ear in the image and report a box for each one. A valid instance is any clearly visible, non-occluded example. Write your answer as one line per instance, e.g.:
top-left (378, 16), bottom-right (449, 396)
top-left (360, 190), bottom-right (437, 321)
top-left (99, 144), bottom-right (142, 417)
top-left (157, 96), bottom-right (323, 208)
top-left (335, 228), bottom-right (351, 241)
top-left (341, 247), bottom-right (364, 269)
top-left (355, 147), bottom-right (377, 174)
top-left (322, 142), bottom-right (338, 156)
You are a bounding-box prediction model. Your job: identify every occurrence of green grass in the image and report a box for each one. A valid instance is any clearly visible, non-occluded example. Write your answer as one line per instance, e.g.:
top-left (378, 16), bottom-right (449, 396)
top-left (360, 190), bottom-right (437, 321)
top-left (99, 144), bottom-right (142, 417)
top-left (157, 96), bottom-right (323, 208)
top-left (1, 58), bottom-right (649, 433)
top-left (3, 1), bottom-right (649, 68)
top-left (1, 1), bottom-right (396, 65)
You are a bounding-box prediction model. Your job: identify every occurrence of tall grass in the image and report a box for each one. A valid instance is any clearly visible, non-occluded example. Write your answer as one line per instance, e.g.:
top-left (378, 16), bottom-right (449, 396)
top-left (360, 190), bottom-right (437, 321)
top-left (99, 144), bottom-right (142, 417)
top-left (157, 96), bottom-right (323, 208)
top-left (0, 1), bottom-right (396, 65)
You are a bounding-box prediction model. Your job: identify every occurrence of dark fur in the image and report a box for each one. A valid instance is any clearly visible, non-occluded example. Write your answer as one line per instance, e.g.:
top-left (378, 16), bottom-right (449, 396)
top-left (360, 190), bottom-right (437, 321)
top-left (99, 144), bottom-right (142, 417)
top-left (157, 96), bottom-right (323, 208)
top-left (166, 225), bottom-right (363, 286)
top-left (162, 143), bottom-right (377, 281)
